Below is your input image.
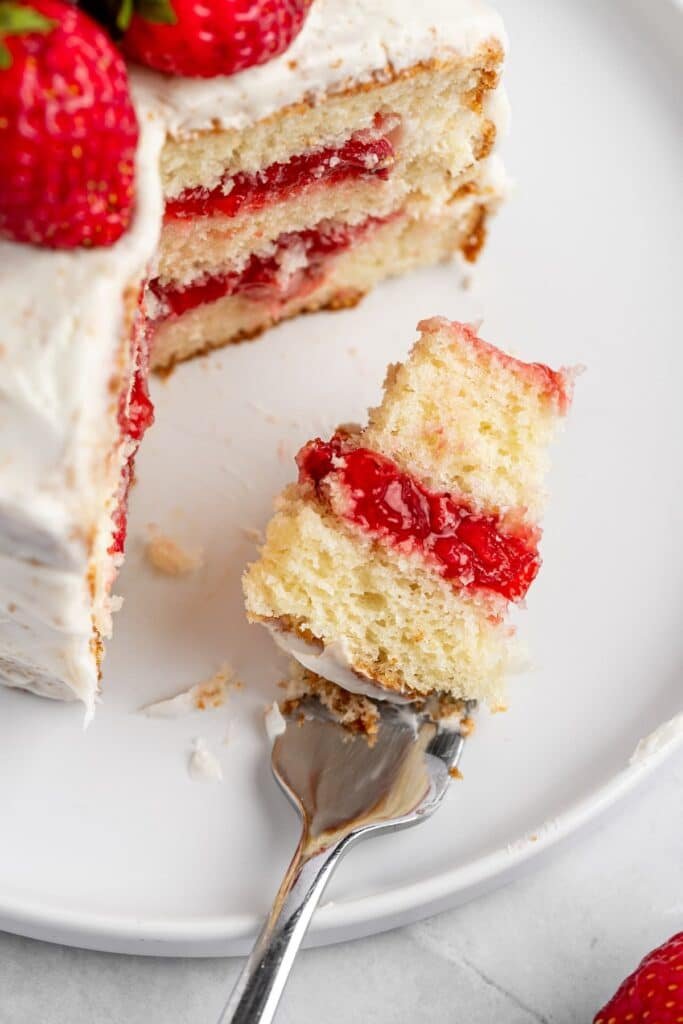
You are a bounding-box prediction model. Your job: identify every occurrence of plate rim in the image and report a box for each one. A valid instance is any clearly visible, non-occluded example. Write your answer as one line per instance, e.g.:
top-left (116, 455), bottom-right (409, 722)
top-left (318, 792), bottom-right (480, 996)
top-left (0, 731), bottom-right (680, 956)
top-left (1, 0), bottom-right (681, 960)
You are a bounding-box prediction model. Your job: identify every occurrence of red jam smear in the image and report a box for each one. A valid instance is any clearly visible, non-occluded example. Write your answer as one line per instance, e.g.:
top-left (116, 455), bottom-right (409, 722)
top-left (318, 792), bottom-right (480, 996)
top-left (149, 214), bottom-right (390, 321)
top-left (164, 115), bottom-right (398, 222)
top-left (298, 435), bottom-right (541, 602)
top-left (109, 317), bottom-right (155, 557)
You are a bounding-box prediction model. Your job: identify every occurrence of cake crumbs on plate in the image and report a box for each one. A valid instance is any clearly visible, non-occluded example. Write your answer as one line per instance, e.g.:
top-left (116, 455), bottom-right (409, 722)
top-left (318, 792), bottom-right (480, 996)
top-left (144, 525), bottom-right (204, 576)
top-left (449, 766), bottom-right (464, 780)
top-left (141, 662), bottom-right (241, 718)
top-left (240, 525), bottom-right (264, 545)
top-left (187, 737), bottom-right (223, 783)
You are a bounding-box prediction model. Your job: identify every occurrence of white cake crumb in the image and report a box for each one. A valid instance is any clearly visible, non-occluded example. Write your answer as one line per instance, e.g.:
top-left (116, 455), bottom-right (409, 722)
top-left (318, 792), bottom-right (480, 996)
top-left (144, 527), bottom-right (204, 576)
top-left (143, 688), bottom-right (196, 718)
top-left (630, 713), bottom-right (683, 766)
top-left (240, 526), bottom-right (264, 545)
top-left (264, 702), bottom-right (287, 742)
top-left (188, 738), bottom-right (223, 783)
top-left (142, 663), bottom-right (239, 718)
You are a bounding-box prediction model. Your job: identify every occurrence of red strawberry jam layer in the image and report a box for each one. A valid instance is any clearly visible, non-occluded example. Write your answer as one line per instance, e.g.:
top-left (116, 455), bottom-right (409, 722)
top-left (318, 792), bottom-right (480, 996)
top-left (164, 115), bottom-right (399, 222)
top-left (150, 214), bottom-right (392, 321)
top-left (298, 435), bottom-right (541, 602)
top-left (109, 318), bottom-right (155, 557)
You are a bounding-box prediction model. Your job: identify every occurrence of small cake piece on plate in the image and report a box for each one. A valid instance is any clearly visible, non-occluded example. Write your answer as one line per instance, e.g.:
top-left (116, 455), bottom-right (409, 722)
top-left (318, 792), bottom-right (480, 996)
top-left (244, 318), bottom-right (574, 707)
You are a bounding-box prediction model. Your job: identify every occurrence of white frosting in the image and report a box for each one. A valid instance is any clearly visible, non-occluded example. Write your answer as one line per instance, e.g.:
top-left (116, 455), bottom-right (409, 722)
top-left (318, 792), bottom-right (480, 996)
top-left (187, 737), bottom-right (223, 782)
top-left (629, 713), bottom-right (683, 766)
top-left (0, 102), bottom-right (166, 711)
top-left (264, 701), bottom-right (287, 742)
top-left (141, 665), bottom-right (230, 716)
top-left (0, 0), bottom-right (506, 709)
top-left (268, 625), bottom-right (414, 705)
top-left (132, 0), bottom-right (506, 135)
top-left (142, 688), bottom-right (197, 719)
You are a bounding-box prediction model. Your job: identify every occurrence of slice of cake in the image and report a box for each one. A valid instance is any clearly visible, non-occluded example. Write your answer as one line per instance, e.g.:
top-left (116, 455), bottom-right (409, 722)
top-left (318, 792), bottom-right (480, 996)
top-left (244, 318), bottom-right (574, 706)
top-left (0, 0), bottom-right (508, 709)
top-left (142, 0), bottom-right (509, 369)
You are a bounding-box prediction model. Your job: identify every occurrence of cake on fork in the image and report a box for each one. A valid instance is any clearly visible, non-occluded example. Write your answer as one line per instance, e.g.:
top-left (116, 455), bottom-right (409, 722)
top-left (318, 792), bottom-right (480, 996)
top-left (244, 318), bottom-right (574, 707)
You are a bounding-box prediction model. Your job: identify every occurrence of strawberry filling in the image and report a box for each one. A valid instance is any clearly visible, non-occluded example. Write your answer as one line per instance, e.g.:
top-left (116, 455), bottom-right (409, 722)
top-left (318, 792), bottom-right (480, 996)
top-left (164, 116), bottom-right (398, 222)
top-left (149, 214), bottom-right (393, 321)
top-left (109, 318), bottom-right (155, 557)
top-left (297, 435), bottom-right (541, 602)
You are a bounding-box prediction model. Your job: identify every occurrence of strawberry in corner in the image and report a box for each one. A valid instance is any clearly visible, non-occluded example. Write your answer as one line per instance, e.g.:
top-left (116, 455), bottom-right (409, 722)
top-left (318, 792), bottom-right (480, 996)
top-left (594, 931), bottom-right (683, 1023)
top-left (0, 0), bottom-right (138, 249)
top-left (118, 0), bottom-right (312, 78)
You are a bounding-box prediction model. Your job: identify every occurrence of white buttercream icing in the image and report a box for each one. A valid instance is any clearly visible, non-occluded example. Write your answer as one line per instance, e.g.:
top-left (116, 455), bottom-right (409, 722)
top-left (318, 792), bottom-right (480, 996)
top-left (629, 713), bottom-right (683, 766)
top-left (267, 625), bottom-right (414, 704)
top-left (0, 102), bottom-right (166, 710)
top-left (143, 688), bottom-right (197, 719)
top-left (0, 0), bottom-right (506, 708)
top-left (132, 0), bottom-right (506, 135)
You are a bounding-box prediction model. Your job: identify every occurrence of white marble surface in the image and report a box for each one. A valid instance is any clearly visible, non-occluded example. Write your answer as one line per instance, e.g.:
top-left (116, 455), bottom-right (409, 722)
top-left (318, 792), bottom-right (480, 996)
top-left (1, 747), bottom-right (680, 1023)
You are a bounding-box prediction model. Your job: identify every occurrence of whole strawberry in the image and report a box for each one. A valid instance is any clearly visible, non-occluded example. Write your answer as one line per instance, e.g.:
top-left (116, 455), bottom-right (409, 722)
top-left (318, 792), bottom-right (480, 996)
top-left (0, 0), bottom-right (138, 248)
top-left (594, 932), bottom-right (683, 1023)
top-left (120, 0), bottom-right (311, 78)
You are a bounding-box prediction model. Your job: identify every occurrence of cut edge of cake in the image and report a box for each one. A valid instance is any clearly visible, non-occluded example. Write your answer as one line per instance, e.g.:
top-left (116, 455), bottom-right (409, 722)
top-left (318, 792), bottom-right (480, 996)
top-left (244, 317), bottom-right (575, 708)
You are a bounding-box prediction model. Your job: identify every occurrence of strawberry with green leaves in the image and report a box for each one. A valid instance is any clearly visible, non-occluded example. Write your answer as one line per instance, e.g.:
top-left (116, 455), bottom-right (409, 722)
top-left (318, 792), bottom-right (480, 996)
top-left (0, 0), bottom-right (138, 248)
top-left (118, 0), bottom-right (312, 79)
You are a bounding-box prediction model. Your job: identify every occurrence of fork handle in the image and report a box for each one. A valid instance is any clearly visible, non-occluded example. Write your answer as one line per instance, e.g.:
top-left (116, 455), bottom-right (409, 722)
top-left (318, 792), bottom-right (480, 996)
top-left (217, 833), bottom-right (352, 1024)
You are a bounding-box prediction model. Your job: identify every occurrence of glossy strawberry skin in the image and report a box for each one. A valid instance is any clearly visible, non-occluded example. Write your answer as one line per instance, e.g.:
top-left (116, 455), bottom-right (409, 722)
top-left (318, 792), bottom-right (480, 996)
top-left (0, 0), bottom-right (138, 249)
top-left (594, 932), bottom-right (683, 1024)
top-left (122, 0), bottom-right (310, 79)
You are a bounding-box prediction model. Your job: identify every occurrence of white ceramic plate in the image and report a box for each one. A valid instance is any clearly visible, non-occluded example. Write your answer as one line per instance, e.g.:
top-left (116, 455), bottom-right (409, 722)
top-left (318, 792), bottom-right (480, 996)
top-left (1, 0), bottom-right (681, 958)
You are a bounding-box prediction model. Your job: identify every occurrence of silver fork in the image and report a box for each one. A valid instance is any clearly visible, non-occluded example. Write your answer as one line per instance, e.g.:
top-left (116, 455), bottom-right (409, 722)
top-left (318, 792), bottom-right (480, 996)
top-left (217, 697), bottom-right (472, 1024)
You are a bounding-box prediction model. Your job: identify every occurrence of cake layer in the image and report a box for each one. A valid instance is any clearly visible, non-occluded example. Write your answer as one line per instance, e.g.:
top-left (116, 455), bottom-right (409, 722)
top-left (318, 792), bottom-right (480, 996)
top-left (148, 8), bottom-right (506, 191)
top-left (154, 58), bottom-right (505, 289)
top-left (364, 318), bottom-right (574, 518)
top-left (150, 189), bottom-right (498, 370)
top-left (297, 434), bottom-right (540, 601)
top-left (149, 215), bottom-right (393, 320)
top-left (163, 117), bottom-right (397, 221)
top-left (244, 318), bottom-right (572, 707)
top-left (244, 493), bottom-right (514, 704)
